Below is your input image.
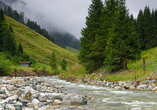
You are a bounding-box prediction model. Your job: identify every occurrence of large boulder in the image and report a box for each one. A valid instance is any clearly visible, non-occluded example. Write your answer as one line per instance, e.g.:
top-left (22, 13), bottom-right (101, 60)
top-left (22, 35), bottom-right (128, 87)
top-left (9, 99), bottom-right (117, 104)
top-left (62, 93), bottom-right (87, 105)
top-left (137, 84), bottom-right (148, 90)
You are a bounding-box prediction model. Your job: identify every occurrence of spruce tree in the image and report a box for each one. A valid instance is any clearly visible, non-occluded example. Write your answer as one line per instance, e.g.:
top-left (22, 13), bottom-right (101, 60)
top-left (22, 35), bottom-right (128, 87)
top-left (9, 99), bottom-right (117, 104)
top-left (143, 6), bottom-right (151, 50)
top-left (0, 8), bottom-right (5, 22)
top-left (60, 59), bottom-right (67, 70)
top-left (136, 9), bottom-right (144, 50)
top-left (104, 0), bottom-right (141, 72)
top-left (3, 29), bottom-right (17, 56)
top-left (9, 23), bottom-right (14, 33)
top-left (92, 0), bottom-right (118, 70)
top-left (50, 51), bottom-right (57, 70)
top-left (78, 0), bottom-right (103, 72)
top-left (17, 42), bottom-right (23, 55)
top-left (0, 9), bottom-right (6, 51)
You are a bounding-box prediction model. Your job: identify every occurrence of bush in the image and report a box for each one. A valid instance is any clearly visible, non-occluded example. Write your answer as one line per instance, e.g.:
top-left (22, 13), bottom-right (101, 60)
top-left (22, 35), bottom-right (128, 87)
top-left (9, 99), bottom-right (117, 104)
top-left (0, 58), bottom-right (12, 76)
top-left (32, 63), bottom-right (39, 72)
top-left (42, 64), bottom-right (47, 74)
top-left (53, 69), bottom-right (60, 75)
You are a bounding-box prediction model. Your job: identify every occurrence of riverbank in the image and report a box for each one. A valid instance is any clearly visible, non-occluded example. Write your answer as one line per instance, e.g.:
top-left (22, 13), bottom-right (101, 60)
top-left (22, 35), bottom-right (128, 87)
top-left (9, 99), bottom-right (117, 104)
top-left (61, 70), bottom-right (157, 92)
top-left (0, 77), bottom-right (88, 110)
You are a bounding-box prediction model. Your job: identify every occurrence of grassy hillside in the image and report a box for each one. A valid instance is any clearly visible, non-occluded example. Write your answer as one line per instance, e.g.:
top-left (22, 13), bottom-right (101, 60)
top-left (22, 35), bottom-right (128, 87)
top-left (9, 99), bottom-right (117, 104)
top-left (66, 46), bottom-right (79, 55)
top-left (128, 46), bottom-right (157, 71)
top-left (5, 15), bottom-right (78, 65)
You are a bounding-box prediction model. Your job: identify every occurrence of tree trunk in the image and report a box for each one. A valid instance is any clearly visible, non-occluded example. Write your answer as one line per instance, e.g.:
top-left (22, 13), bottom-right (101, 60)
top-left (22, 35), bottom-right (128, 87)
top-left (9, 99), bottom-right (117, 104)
top-left (123, 60), bottom-right (128, 69)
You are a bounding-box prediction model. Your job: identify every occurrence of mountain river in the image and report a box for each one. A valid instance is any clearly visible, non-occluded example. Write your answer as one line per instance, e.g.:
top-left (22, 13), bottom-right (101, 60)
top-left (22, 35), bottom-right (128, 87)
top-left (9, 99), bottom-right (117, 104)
top-left (36, 76), bottom-right (157, 110)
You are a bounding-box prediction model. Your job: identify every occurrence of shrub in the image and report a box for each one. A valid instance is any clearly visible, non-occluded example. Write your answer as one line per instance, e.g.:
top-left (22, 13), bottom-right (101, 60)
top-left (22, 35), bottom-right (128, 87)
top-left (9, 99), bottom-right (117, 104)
top-left (32, 63), bottom-right (39, 72)
top-left (42, 64), bottom-right (47, 74)
top-left (0, 57), bottom-right (12, 76)
top-left (53, 69), bottom-right (60, 75)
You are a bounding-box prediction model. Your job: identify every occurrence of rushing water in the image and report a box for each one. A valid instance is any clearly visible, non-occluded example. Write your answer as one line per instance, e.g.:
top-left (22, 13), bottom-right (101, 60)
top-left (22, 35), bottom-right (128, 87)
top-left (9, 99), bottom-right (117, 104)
top-left (36, 76), bottom-right (157, 110)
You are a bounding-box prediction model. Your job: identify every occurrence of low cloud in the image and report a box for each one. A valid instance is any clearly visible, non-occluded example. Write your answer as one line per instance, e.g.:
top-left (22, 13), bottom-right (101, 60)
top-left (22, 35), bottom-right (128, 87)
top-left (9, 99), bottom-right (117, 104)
top-left (8, 0), bottom-right (157, 38)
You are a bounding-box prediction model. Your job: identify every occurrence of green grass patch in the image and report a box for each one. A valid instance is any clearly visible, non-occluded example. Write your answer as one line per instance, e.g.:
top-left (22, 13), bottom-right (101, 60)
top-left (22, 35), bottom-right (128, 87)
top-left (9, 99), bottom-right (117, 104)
top-left (66, 46), bottom-right (79, 55)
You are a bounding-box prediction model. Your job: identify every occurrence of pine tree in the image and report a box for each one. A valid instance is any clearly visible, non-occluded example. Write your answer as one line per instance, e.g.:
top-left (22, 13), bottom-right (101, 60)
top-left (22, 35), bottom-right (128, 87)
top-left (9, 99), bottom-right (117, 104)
top-left (104, 0), bottom-right (141, 72)
top-left (92, 0), bottom-right (118, 70)
top-left (78, 0), bottom-right (103, 72)
top-left (0, 8), bottom-right (5, 22)
top-left (50, 51), bottom-right (57, 70)
top-left (0, 9), bottom-right (6, 51)
top-left (17, 42), bottom-right (23, 55)
top-left (143, 6), bottom-right (151, 50)
top-left (3, 28), bottom-right (17, 56)
top-left (60, 59), bottom-right (67, 70)
top-left (136, 9), bottom-right (144, 50)
top-left (9, 23), bottom-right (14, 33)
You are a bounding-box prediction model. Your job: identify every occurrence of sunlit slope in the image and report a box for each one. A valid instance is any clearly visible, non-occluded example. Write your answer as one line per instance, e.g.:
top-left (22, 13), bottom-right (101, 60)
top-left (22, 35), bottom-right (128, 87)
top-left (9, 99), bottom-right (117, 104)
top-left (5, 15), bottom-right (78, 65)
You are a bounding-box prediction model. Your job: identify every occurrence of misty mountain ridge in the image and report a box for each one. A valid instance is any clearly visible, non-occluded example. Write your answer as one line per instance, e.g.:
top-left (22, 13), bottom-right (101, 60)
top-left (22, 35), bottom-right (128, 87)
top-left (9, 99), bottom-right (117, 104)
top-left (0, 0), bottom-right (80, 50)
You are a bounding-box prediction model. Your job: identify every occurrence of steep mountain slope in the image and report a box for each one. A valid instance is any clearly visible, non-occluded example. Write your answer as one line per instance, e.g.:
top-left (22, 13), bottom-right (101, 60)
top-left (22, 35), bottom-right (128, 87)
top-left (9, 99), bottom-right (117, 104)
top-left (5, 15), bottom-right (78, 65)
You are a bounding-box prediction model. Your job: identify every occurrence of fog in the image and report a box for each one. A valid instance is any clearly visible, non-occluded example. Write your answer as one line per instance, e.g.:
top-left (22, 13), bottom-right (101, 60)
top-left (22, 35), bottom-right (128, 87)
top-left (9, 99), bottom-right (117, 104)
top-left (5, 0), bottom-right (157, 39)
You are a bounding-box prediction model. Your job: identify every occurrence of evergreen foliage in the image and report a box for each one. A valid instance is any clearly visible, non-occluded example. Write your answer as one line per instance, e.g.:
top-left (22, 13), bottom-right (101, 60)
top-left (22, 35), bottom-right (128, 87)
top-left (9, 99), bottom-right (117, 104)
top-left (50, 51), bottom-right (57, 70)
top-left (78, 0), bottom-right (103, 72)
top-left (79, 0), bottom-right (141, 73)
top-left (9, 23), bottom-right (14, 33)
top-left (104, 0), bottom-right (141, 72)
top-left (60, 59), bottom-right (67, 70)
top-left (3, 29), bottom-right (17, 56)
top-left (17, 43), bottom-right (23, 55)
top-left (136, 6), bottom-right (157, 50)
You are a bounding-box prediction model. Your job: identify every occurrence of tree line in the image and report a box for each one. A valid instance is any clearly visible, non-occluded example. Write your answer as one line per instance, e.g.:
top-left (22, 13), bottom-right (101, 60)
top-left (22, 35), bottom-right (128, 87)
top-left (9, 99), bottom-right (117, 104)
top-left (79, 0), bottom-right (156, 73)
top-left (0, 1), bottom-right (80, 50)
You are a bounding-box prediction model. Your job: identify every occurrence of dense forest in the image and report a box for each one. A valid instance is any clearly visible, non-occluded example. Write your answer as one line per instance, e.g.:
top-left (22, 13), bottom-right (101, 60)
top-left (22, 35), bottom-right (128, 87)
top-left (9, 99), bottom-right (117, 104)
top-left (0, 1), bottom-right (80, 50)
top-left (79, 0), bottom-right (157, 73)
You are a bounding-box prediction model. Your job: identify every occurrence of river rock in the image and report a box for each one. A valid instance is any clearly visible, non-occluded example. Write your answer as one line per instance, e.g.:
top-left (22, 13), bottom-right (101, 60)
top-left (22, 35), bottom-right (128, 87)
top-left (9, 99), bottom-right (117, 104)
top-left (130, 107), bottom-right (142, 110)
top-left (71, 94), bottom-right (87, 105)
top-left (114, 86), bottom-right (121, 90)
top-left (39, 94), bottom-right (48, 102)
top-left (8, 104), bottom-right (15, 110)
top-left (137, 84), bottom-right (148, 90)
top-left (32, 99), bottom-right (39, 105)
top-left (22, 90), bottom-right (32, 102)
top-left (152, 87), bottom-right (157, 91)
top-left (10, 89), bottom-right (21, 97)
top-left (53, 99), bottom-right (62, 105)
top-left (46, 106), bottom-right (54, 110)
top-left (129, 85), bottom-right (136, 90)
top-left (48, 93), bottom-right (64, 101)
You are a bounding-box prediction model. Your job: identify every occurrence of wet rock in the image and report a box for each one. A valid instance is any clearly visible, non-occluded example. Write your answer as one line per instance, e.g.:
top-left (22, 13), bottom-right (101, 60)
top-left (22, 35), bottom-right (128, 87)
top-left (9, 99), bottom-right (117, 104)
top-left (21, 100), bottom-right (29, 106)
top-left (46, 106), bottom-right (54, 110)
top-left (48, 93), bottom-right (64, 101)
top-left (71, 94), bottom-right (87, 105)
top-left (8, 104), bottom-right (15, 110)
top-left (22, 90), bottom-right (32, 102)
top-left (137, 84), bottom-right (148, 90)
top-left (130, 107), bottom-right (142, 110)
top-left (32, 99), bottom-right (39, 105)
top-left (39, 94), bottom-right (47, 102)
top-left (53, 99), bottom-right (62, 105)
top-left (114, 86), bottom-right (121, 90)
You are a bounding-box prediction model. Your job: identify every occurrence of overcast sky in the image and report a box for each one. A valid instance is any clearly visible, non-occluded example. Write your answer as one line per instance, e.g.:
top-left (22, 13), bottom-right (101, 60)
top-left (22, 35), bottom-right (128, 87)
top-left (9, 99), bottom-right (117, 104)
top-left (13, 0), bottom-right (157, 39)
